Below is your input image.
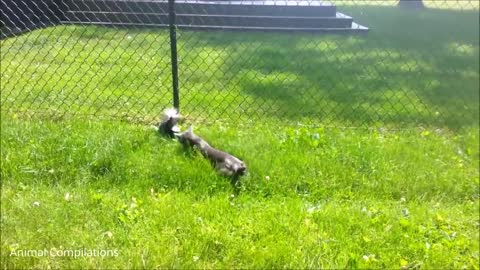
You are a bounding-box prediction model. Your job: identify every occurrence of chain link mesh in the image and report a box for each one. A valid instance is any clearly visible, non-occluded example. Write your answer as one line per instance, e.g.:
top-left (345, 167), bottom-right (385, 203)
top-left (1, 0), bottom-right (478, 128)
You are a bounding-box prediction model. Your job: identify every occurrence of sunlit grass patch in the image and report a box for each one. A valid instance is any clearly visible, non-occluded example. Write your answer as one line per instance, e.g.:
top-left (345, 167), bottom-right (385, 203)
top-left (1, 116), bottom-right (479, 268)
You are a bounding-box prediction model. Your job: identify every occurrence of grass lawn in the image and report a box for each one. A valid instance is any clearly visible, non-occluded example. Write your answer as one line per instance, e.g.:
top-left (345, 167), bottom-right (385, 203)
top-left (1, 117), bottom-right (479, 268)
top-left (1, 3), bottom-right (479, 269)
top-left (334, 0), bottom-right (480, 9)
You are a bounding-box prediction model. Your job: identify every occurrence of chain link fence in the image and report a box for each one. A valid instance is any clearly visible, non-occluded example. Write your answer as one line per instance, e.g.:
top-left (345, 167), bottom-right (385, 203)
top-left (1, 0), bottom-right (478, 128)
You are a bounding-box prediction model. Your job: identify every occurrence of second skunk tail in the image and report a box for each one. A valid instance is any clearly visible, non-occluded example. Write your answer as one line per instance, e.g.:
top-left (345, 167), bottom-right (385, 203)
top-left (158, 108), bottom-right (181, 138)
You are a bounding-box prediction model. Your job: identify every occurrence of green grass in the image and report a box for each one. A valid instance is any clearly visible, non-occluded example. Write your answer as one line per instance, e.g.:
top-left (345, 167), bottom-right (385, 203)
top-left (1, 116), bottom-right (479, 268)
top-left (1, 6), bottom-right (478, 128)
top-left (1, 3), bottom-right (479, 269)
top-left (334, 0), bottom-right (480, 10)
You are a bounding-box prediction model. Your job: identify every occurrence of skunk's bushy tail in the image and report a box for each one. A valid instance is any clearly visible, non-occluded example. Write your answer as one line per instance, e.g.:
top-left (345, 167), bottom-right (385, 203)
top-left (158, 108), bottom-right (181, 138)
top-left (161, 108), bottom-right (179, 123)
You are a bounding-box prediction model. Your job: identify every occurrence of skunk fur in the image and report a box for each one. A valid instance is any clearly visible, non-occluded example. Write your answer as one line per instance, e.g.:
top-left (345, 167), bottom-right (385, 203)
top-left (158, 108), bottom-right (181, 138)
top-left (176, 126), bottom-right (246, 177)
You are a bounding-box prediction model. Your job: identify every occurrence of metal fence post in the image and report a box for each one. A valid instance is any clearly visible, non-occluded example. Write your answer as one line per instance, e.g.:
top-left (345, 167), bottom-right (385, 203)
top-left (168, 0), bottom-right (179, 110)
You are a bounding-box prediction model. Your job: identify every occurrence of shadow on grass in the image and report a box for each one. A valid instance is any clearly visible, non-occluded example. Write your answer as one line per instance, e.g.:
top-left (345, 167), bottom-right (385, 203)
top-left (1, 6), bottom-right (478, 129)
top-left (177, 6), bottom-right (479, 129)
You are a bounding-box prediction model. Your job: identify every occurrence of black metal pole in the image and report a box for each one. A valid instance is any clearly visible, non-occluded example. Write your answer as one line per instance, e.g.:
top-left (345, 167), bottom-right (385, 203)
top-left (168, 0), bottom-right (179, 110)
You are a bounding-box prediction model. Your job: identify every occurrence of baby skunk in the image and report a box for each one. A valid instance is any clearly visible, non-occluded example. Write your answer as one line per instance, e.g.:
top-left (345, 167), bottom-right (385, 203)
top-left (158, 108), bottom-right (181, 138)
top-left (176, 126), bottom-right (246, 177)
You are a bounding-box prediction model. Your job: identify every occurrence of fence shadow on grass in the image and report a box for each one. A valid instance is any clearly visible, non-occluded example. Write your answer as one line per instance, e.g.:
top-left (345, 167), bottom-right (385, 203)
top-left (178, 6), bottom-right (479, 129)
top-left (1, 6), bottom-right (478, 129)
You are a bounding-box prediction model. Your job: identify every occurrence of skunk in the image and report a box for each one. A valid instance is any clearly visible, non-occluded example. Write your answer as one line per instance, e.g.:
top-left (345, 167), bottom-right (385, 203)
top-left (176, 126), bottom-right (247, 177)
top-left (158, 108), bottom-right (181, 138)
